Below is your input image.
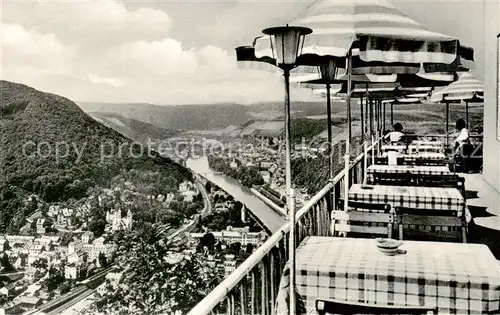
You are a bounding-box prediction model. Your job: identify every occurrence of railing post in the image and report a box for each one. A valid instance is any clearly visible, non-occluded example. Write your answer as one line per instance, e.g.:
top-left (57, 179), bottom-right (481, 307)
top-left (269, 254), bottom-right (276, 314)
top-left (363, 140), bottom-right (368, 184)
top-left (371, 135), bottom-right (376, 166)
top-left (251, 271), bottom-right (256, 315)
top-left (334, 181), bottom-right (341, 210)
top-left (288, 189), bottom-right (297, 315)
top-left (240, 282), bottom-right (247, 315)
top-left (343, 154), bottom-right (349, 211)
top-left (261, 261), bottom-right (267, 315)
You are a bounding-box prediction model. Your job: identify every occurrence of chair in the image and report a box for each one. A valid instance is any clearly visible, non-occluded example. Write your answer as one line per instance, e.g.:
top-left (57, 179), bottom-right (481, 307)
top-left (370, 173), bottom-right (414, 186)
top-left (331, 210), bottom-right (393, 238)
top-left (375, 157), bottom-right (388, 165)
top-left (415, 158), bottom-right (446, 166)
top-left (396, 207), bottom-right (466, 243)
top-left (316, 299), bottom-right (438, 315)
top-left (416, 174), bottom-right (465, 197)
top-left (336, 199), bottom-right (391, 213)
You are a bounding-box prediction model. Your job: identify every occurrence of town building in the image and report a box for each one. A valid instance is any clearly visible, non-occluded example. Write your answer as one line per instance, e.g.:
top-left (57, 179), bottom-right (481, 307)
top-left (105, 208), bottom-right (133, 231)
top-left (223, 254), bottom-right (237, 277)
top-left (82, 240), bottom-right (115, 262)
top-left (4, 235), bottom-right (34, 245)
top-left (0, 284), bottom-right (16, 297)
top-left (64, 263), bottom-right (81, 280)
top-left (0, 238), bottom-right (9, 252)
top-left (81, 231), bottom-right (94, 244)
top-left (36, 218), bottom-right (46, 234)
top-left (188, 226), bottom-right (266, 246)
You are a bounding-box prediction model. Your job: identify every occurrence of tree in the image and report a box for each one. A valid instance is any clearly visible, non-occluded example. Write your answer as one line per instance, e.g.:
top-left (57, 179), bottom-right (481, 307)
top-left (32, 257), bottom-right (48, 270)
top-left (43, 267), bottom-right (65, 292)
top-left (205, 181), bottom-right (212, 193)
top-left (93, 224), bottom-right (220, 314)
top-left (88, 217), bottom-right (106, 237)
top-left (199, 232), bottom-right (216, 251)
top-left (245, 243), bottom-right (254, 254)
top-left (98, 252), bottom-right (107, 268)
top-left (0, 253), bottom-right (15, 272)
top-left (231, 242), bottom-right (241, 254)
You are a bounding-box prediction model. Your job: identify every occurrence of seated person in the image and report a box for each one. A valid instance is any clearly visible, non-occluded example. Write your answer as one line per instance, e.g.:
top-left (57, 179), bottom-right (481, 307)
top-left (449, 118), bottom-right (471, 172)
top-left (452, 119), bottom-right (470, 153)
top-left (384, 123), bottom-right (405, 143)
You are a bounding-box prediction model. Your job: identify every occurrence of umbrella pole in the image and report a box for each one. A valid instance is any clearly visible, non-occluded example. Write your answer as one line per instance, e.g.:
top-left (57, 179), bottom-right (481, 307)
top-left (391, 103), bottom-right (394, 127)
top-left (344, 50), bottom-right (352, 212)
top-left (446, 101), bottom-right (449, 146)
top-left (348, 94), bottom-right (352, 144)
top-left (369, 97), bottom-right (373, 140)
top-left (326, 83), bottom-right (334, 181)
top-left (378, 101), bottom-right (381, 135)
top-left (383, 101), bottom-right (386, 134)
top-left (360, 96), bottom-right (365, 143)
top-left (283, 68), bottom-right (296, 315)
top-left (466, 101), bottom-right (469, 129)
top-left (375, 101), bottom-right (379, 140)
top-left (365, 84), bottom-right (369, 141)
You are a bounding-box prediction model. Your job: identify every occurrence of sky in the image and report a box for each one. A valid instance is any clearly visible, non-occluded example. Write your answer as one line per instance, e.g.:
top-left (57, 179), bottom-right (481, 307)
top-left (1, 0), bottom-right (485, 105)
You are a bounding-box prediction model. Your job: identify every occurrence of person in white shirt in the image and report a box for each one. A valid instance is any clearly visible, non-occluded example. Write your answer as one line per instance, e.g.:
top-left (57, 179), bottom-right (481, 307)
top-left (385, 123), bottom-right (405, 142)
top-left (449, 118), bottom-right (471, 172)
top-left (453, 119), bottom-right (469, 151)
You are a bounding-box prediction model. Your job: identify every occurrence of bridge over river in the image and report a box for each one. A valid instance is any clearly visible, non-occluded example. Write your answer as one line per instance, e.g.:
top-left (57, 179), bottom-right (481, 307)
top-left (186, 157), bottom-right (286, 234)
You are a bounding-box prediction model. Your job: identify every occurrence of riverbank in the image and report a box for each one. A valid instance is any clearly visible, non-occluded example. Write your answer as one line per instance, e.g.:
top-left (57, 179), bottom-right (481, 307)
top-left (186, 157), bottom-right (286, 233)
top-left (249, 188), bottom-right (286, 217)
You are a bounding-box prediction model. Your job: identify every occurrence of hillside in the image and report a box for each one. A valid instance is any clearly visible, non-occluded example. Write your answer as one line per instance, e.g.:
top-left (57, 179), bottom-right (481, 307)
top-left (0, 81), bottom-right (192, 233)
top-left (90, 112), bottom-right (178, 142)
top-left (77, 101), bottom-right (341, 131)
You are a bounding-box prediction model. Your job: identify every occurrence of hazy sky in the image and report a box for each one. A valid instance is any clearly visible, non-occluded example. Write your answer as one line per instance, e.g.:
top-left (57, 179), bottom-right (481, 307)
top-left (1, 0), bottom-right (485, 104)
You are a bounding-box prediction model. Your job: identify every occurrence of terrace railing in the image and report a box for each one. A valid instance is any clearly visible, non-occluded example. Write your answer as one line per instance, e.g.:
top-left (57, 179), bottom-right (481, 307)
top-left (185, 136), bottom-right (384, 315)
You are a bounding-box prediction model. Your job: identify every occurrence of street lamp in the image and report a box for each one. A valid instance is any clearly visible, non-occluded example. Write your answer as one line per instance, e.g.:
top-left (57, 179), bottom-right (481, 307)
top-left (263, 25), bottom-right (312, 70)
top-left (317, 59), bottom-right (340, 182)
top-left (262, 24), bottom-right (311, 315)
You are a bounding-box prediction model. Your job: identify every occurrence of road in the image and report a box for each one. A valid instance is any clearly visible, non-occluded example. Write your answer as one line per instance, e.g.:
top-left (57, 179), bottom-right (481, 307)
top-left (164, 180), bottom-right (212, 240)
top-left (196, 180), bottom-right (212, 219)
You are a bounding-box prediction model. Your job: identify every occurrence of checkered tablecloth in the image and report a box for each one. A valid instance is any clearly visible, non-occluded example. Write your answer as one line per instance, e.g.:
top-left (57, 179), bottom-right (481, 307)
top-left (275, 237), bottom-right (500, 315)
top-left (412, 140), bottom-right (444, 147)
top-left (367, 165), bottom-right (450, 182)
top-left (381, 152), bottom-right (446, 160)
top-left (381, 144), bottom-right (406, 153)
top-left (381, 144), bottom-right (443, 154)
top-left (348, 184), bottom-right (465, 216)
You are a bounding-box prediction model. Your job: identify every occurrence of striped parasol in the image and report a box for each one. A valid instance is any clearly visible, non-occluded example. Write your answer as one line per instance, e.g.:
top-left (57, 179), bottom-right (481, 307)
top-left (432, 71), bottom-right (484, 101)
top-left (430, 72), bottom-right (484, 135)
top-left (249, 0), bottom-right (474, 74)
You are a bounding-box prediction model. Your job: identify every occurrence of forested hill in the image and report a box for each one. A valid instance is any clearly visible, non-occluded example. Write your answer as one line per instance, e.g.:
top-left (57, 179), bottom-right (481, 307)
top-left (0, 81), bottom-right (192, 233)
top-left (90, 112), bottom-right (178, 142)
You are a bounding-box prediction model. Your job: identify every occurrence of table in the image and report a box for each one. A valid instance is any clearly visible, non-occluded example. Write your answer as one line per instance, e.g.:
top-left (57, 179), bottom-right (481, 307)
top-left (381, 144), bottom-right (444, 154)
top-left (275, 237), bottom-right (500, 315)
top-left (348, 184), bottom-right (465, 216)
top-left (381, 152), bottom-right (446, 161)
top-left (407, 144), bottom-right (444, 153)
top-left (367, 165), bottom-right (450, 183)
top-left (412, 140), bottom-right (444, 147)
top-left (381, 144), bottom-right (406, 153)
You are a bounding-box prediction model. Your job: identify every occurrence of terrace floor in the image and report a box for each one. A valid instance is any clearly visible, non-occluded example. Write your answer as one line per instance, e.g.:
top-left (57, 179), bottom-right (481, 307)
top-left (462, 173), bottom-right (500, 258)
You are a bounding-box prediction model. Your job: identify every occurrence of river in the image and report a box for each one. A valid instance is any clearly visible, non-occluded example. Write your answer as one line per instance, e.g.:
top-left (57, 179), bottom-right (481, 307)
top-left (186, 157), bottom-right (286, 233)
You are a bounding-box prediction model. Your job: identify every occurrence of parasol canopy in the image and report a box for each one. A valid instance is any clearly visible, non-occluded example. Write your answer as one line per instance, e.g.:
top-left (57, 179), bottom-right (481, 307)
top-left (245, 0), bottom-right (474, 74)
top-left (431, 71), bottom-right (484, 102)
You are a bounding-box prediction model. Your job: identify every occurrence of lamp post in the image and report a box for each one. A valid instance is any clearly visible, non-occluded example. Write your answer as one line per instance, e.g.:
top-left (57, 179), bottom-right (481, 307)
top-left (262, 24), bottom-right (312, 315)
top-left (317, 59), bottom-right (339, 183)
